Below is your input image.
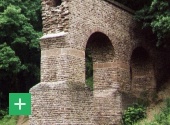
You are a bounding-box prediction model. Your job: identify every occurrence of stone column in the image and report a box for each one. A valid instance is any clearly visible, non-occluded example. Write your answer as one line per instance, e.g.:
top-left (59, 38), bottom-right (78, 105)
top-left (92, 62), bottom-right (122, 124)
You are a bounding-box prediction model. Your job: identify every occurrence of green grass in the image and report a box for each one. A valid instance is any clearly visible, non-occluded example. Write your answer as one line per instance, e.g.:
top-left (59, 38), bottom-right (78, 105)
top-left (0, 109), bottom-right (18, 125)
top-left (134, 98), bottom-right (170, 125)
top-left (0, 115), bottom-right (18, 125)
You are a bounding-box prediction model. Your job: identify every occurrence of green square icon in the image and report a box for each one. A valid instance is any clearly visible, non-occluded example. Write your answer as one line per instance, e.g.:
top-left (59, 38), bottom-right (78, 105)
top-left (9, 93), bottom-right (31, 115)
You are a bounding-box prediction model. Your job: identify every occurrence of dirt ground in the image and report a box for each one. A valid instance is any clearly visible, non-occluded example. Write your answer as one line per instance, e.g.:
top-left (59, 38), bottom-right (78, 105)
top-left (17, 116), bottom-right (28, 125)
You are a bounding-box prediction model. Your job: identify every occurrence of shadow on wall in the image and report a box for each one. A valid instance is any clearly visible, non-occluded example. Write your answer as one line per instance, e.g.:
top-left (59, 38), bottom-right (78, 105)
top-left (51, 0), bottom-right (62, 6)
top-left (122, 47), bottom-right (155, 109)
top-left (155, 50), bottom-right (170, 92)
top-left (130, 47), bottom-right (155, 99)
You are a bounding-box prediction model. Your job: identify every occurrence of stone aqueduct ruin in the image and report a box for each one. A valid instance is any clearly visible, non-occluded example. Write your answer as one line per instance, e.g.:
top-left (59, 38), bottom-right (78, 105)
top-left (30, 0), bottom-right (158, 124)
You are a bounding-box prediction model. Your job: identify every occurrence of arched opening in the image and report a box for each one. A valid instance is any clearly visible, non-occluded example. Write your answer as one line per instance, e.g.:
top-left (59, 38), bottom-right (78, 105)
top-left (131, 47), bottom-right (150, 76)
top-left (130, 47), bottom-right (155, 98)
top-left (85, 32), bottom-right (115, 90)
top-left (52, 0), bottom-right (62, 7)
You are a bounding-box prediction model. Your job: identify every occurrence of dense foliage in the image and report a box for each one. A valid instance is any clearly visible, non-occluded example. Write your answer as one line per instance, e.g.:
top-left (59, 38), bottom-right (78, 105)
top-left (122, 104), bottom-right (146, 125)
top-left (135, 0), bottom-right (170, 47)
top-left (0, 0), bottom-right (42, 108)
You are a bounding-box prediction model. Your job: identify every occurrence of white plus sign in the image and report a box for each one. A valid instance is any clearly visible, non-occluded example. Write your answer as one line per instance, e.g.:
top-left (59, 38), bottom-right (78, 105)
top-left (14, 98), bottom-right (26, 110)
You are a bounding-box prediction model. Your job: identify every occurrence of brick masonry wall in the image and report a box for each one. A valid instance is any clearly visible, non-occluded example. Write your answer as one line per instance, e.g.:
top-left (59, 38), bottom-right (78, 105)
top-left (67, 0), bottom-right (156, 97)
top-left (41, 0), bottom-right (70, 34)
top-left (30, 82), bottom-right (94, 125)
top-left (30, 0), bottom-right (158, 124)
top-left (40, 33), bottom-right (85, 83)
top-left (130, 47), bottom-right (156, 99)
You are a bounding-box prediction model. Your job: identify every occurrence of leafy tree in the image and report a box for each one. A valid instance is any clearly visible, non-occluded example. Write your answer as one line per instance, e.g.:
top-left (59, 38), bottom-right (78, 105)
top-left (115, 0), bottom-right (170, 47)
top-left (0, 0), bottom-right (42, 108)
top-left (0, 43), bottom-right (21, 73)
top-left (135, 0), bottom-right (170, 47)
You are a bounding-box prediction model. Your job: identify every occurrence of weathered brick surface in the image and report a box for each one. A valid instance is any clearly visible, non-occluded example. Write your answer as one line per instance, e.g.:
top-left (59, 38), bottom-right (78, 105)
top-left (30, 82), bottom-right (94, 125)
top-left (130, 47), bottom-right (155, 98)
top-left (30, 0), bottom-right (157, 124)
top-left (42, 0), bottom-right (70, 34)
top-left (40, 33), bottom-right (69, 50)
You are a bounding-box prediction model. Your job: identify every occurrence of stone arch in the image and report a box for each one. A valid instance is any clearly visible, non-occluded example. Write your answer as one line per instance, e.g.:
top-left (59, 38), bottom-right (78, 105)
top-left (130, 47), bottom-right (155, 98)
top-left (85, 32), bottom-right (115, 90)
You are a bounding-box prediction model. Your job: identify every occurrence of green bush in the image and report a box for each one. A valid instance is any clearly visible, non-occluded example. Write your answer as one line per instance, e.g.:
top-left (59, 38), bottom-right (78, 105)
top-left (122, 103), bottom-right (146, 125)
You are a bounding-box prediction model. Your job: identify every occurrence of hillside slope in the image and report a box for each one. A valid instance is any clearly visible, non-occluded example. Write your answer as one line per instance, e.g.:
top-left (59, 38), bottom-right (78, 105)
top-left (136, 79), bottom-right (170, 124)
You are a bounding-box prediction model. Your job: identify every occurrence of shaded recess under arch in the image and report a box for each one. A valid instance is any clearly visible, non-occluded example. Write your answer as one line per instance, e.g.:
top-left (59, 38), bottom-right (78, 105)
top-left (130, 47), bottom-right (155, 98)
top-left (85, 32), bottom-right (115, 90)
top-left (52, 0), bottom-right (62, 7)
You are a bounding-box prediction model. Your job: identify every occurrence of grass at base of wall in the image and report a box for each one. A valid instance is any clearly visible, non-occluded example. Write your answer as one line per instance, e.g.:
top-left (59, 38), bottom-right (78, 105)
top-left (134, 98), bottom-right (170, 125)
top-left (135, 79), bottom-right (170, 125)
top-left (0, 115), bottom-right (18, 125)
